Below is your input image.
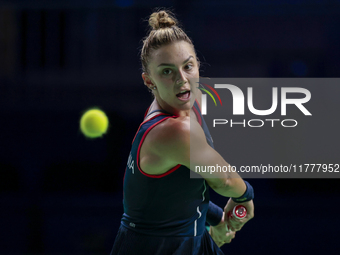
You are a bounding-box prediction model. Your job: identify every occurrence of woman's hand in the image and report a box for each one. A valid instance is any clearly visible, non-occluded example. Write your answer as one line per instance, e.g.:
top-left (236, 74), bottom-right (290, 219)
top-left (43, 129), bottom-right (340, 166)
top-left (209, 212), bottom-right (236, 247)
top-left (224, 198), bottom-right (254, 232)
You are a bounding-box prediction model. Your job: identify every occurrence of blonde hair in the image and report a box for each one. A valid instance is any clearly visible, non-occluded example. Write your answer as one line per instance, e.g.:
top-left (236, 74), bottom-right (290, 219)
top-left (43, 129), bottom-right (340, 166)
top-left (141, 10), bottom-right (198, 73)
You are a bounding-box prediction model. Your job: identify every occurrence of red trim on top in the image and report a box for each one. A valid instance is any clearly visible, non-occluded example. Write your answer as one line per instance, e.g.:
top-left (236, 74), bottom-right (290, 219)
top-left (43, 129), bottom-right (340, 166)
top-left (141, 164), bottom-right (181, 178)
top-left (137, 116), bottom-right (182, 178)
top-left (141, 113), bottom-right (170, 126)
top-left (131, 113), bottom-right (170, 145)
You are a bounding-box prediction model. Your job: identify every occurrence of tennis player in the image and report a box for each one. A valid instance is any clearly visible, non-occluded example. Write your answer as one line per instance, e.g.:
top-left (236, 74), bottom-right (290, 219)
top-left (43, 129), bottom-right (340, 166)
top-left (110, 10), bottom-right (254, 255)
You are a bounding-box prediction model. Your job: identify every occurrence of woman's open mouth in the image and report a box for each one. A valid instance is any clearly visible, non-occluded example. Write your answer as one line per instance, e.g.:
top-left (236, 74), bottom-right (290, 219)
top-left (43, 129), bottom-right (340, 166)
top-left (176, 90), bottom-right (191, 101)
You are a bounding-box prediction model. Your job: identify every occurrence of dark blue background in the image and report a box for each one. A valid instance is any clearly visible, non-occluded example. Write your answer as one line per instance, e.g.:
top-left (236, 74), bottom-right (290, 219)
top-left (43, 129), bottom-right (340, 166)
top-left (1, 0), bottom-right (340, 254)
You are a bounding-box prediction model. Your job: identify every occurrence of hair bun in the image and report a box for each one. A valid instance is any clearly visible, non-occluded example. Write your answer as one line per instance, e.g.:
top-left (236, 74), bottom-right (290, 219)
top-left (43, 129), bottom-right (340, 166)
top-left (149, 10), bottom-right (177, 30)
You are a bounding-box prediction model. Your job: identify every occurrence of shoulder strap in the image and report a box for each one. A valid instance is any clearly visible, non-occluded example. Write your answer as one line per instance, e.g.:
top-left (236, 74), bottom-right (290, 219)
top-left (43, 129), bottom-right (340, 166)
top-left (145, 109), bottom-right (169, 118)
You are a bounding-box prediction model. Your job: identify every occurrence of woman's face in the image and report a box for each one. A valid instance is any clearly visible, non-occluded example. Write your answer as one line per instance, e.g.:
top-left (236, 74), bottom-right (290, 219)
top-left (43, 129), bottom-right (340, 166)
top-left (142, 40), bottom-right (199, 114)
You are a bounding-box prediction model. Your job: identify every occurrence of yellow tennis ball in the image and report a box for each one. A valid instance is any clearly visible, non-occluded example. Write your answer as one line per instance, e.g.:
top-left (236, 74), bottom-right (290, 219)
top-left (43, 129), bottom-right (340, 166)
top-left (80, 109), bottom-right (109, 138)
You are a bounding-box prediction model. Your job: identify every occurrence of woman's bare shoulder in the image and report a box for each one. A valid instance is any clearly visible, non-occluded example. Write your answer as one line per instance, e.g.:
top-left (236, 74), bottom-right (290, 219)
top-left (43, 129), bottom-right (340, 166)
top-left (148, 116), bottom-right (191, 150)
top-left (140, 116), bottom-right (192, 173)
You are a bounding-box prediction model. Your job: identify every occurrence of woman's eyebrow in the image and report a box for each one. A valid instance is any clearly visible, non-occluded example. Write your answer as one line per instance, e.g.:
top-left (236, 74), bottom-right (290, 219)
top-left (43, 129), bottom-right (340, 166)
top-left (157, 56), bottom-right (193, 67)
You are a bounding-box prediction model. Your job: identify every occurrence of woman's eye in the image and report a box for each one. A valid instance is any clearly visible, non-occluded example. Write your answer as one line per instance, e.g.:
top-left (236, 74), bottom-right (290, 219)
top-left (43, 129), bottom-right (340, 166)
top-left (163, 69), bottom-right (172, 75)
top-left (185, 64), bottom-right (193, 70)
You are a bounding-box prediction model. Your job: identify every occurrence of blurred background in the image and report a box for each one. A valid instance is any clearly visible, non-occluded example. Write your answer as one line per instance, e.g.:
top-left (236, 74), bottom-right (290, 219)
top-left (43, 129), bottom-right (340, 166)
top-left (0, 0), bottom-right (340, 254)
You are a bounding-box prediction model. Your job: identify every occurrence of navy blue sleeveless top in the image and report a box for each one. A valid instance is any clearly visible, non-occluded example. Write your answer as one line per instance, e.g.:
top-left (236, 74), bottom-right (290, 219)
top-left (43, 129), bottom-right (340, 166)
top-left (121, 101), bottom-right (215, 237)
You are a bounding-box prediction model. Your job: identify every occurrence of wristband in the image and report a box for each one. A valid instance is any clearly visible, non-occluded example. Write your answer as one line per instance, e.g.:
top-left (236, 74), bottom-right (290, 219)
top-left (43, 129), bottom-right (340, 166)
top-left (232, 181), bottom-right (254, 203)
top-left (206, 201), bottom-right (223, 226)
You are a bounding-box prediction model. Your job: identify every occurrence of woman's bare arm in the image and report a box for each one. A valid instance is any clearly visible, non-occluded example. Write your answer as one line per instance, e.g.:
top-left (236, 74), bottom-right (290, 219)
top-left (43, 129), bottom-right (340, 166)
top-left (148, 116), bottom-right (246, 198)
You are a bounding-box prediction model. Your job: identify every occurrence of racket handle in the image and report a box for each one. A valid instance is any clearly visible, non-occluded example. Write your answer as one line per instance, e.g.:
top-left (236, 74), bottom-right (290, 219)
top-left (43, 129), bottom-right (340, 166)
top-left (230, 205), bottom-right (247, 219)
top-left (226, 205), bottom-right (247, 231)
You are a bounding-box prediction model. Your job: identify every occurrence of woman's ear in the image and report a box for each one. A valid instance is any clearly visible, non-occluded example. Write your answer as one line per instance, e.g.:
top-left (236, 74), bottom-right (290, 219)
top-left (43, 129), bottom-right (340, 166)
top-left (142, 73), bottom-right (154, 89)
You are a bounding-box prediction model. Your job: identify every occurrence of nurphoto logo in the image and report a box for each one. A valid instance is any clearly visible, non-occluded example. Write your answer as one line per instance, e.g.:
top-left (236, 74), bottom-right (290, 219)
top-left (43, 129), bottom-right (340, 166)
top-left (197, 79), bottom-right (312, 128)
